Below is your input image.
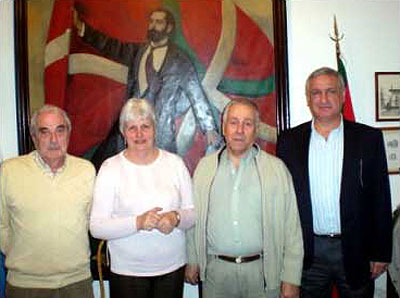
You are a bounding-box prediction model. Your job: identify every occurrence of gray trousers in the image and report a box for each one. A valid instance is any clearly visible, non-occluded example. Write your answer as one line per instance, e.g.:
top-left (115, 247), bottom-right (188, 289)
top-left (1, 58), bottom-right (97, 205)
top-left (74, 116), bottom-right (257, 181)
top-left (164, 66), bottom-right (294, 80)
top-left (6, 278), bottom-right (94, 298)
top-left (203, 256), bottom-right (266, 298)
top-left (301, 236), bottom-right (374, 298)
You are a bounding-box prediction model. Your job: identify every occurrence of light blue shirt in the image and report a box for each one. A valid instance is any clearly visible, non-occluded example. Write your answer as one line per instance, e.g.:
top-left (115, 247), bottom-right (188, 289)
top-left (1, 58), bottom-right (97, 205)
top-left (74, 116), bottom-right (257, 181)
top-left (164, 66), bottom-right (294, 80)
top-left (207, 148), bottom-right (263, 256)
top-left (309, 118), bottom-right (344, 234)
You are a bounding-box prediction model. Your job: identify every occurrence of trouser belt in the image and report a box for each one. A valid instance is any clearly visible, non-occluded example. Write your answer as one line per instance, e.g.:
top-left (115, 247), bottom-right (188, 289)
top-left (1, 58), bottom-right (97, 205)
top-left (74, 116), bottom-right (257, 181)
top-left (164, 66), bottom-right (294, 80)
top-left (215, 253), bottom-right (262, 264)
top-left (314, 233), bottom-right (341, 239)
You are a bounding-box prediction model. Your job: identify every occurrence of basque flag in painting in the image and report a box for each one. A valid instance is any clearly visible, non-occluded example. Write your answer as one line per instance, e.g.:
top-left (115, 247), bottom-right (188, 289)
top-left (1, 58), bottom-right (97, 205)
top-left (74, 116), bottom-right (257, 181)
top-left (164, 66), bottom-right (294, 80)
top-left (45, 0), bottom-right (277, 170)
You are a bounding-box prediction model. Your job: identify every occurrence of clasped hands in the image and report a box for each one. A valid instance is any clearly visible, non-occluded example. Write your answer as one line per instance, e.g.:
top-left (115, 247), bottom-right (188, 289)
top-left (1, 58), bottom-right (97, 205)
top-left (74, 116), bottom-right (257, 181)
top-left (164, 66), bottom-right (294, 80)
top-left (136, 207), bottom-right (179, 234)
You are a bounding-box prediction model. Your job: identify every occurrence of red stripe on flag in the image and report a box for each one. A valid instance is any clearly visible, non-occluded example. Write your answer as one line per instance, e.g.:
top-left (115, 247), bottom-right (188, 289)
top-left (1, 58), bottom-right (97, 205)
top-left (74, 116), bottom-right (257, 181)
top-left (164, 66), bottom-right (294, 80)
top-left (45, 0), bottom-right (73, 110)
top-left (46, 0), bottom-right (73, 43)
top-left (224, 6), bottom-right (274, 80)
top-left (66, 75), bottom-right (126, 156)
top-left (180, 1), bottom-right (222, 69)
top-left (343, 86), bottom-right (355, 121)
top-left (44, 59), bottom-right (69, 108)
top-left (75, 0), bottom-right (157, 42)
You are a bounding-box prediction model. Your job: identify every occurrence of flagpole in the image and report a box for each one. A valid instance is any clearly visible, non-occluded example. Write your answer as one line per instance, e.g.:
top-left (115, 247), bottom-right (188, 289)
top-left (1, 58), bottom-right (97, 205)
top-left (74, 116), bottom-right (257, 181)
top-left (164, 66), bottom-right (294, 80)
top-left (330, 15), bottom-right (344, 64)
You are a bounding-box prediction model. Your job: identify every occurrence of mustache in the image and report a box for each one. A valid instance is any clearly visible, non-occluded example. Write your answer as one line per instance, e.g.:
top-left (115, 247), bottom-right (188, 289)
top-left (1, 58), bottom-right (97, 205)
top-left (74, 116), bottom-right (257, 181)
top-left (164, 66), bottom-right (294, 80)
top-left (48, 144), bottom-right (61, 150)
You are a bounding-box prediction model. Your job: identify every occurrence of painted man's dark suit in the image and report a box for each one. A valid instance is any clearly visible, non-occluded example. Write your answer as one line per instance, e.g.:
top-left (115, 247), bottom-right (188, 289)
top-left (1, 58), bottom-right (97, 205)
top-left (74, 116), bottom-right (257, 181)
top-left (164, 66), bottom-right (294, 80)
top-left (276, 120), bottom-right (392, 289)
top-left (82, 25), bottom-right (218, 169)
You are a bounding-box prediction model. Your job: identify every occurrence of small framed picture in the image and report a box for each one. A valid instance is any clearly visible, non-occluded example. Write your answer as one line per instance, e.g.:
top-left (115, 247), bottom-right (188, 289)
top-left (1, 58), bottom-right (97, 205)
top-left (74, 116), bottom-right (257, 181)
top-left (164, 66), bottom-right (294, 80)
top-left (375, 72), bottom-right (400, 121)
top-left (381, 127), bottom-right (400, 174)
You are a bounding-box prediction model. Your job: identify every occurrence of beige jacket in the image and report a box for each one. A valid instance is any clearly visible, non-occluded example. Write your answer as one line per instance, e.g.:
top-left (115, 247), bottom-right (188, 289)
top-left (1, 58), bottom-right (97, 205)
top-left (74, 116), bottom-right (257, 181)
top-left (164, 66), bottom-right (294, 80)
top-left (186, 146), bottom-right (304, 297)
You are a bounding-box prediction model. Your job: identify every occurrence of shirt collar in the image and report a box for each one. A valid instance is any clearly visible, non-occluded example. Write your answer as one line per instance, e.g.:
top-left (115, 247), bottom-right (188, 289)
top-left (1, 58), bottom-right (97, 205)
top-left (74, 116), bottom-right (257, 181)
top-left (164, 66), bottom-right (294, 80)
top-left (33, 150), bottom-right (67, 177)
top-left (149, 40), bottom-right (169, 49)
top-left (311, 116), bottom-right (344, 139)
top-left (221, 145), bottom-right (258, 166)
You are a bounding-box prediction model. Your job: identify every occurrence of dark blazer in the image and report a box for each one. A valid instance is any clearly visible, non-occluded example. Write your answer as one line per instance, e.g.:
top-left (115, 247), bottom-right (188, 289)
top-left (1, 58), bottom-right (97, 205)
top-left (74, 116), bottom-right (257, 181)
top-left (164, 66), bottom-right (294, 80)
top-left (276, 120), bottom-right (392, 289)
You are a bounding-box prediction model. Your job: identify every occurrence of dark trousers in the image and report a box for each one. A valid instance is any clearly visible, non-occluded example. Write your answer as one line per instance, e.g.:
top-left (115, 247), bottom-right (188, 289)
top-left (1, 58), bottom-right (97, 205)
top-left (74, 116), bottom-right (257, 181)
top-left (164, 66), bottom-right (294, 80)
top-left (5, 278), bottom-right (93, 298)
top-left (301, 236), bottom-right (374, 298)
top-left (109, 266), bottom-right (184, 298)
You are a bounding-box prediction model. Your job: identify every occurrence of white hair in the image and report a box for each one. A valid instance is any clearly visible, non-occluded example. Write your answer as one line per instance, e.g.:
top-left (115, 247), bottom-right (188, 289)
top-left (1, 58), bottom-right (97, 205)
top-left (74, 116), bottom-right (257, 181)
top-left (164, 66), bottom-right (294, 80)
top-left (119, 98), bottom-right (156, 134)
top-left (30, 105), bottom-right (71, 137)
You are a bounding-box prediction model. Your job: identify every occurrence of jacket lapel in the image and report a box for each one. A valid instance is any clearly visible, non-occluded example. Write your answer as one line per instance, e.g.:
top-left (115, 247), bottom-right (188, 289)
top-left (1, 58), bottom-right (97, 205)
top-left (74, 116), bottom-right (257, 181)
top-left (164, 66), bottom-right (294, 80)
top-left (339, 121), bottom-right (358, 219)
top-left (299, 122), bottom-right (312, 201)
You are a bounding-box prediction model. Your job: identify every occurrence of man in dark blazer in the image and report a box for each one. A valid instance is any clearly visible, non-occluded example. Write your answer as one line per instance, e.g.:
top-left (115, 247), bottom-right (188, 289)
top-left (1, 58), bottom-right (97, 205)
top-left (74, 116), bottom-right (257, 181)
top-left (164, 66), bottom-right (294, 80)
top-left (74, 8), bottom-right (220, 169)
top-left (277, 67), bottom-right (392, 298)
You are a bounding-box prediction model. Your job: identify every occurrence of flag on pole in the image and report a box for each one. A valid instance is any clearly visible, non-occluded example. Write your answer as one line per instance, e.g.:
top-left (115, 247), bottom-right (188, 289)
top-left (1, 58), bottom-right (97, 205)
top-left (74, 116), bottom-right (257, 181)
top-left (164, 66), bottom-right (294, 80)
top-left (331, 15), bottom-right (356, 122)
top-left (337, 55), bottom-right (355, 121)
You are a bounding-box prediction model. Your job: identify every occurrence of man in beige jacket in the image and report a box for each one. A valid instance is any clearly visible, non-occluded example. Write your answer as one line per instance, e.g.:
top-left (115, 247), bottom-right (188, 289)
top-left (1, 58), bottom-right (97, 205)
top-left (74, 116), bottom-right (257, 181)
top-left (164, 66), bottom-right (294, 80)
top-left (185, 99), bottom-right (303, 298)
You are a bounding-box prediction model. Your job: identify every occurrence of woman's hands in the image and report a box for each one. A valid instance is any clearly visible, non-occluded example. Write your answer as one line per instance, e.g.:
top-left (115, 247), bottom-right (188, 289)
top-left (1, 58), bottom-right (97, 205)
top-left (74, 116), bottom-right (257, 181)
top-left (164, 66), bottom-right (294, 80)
top-left (136, 208), bottom-right (180, 234)
top-left (136, 207), bottom-right (162, 231)
top-left (157, 211), bottom-right (179, 234)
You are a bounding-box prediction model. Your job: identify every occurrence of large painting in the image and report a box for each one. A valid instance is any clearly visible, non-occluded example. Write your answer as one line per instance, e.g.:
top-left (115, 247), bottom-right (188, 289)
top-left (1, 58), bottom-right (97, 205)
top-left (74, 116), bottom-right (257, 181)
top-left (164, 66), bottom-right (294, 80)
top-left (15, 0), bottom-right (289, 168)
top-left (15, 0), bottom-right (289, 280)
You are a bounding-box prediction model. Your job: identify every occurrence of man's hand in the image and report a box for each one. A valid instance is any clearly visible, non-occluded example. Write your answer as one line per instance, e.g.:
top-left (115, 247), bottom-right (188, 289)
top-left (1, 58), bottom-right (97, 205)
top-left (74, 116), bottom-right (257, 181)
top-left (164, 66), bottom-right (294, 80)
top-left (136, 207), bottom-right (162, 231)
top-left (280, 281), bottom-right (299, 298)
top-left (370, 262), bottom-right (389, 279)
top-left (185, 264), bottom-right (200, 285)
top-left (157, 211), bottom-right (178, 234)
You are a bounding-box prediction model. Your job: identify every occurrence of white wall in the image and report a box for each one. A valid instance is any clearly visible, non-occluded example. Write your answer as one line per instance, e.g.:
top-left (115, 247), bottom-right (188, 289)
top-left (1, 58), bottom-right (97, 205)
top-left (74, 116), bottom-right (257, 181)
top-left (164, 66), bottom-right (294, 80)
top-left (0, 1), bottom-right (18, 159)
top-left (287, 1), bottom-right (400, 297)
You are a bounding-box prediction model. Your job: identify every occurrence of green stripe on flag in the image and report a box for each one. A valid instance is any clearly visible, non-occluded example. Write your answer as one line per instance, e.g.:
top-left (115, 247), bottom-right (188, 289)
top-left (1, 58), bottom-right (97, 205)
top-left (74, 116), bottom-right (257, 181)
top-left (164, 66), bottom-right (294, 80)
top-left (163, 0), bottom-right (274, 97)
top-left (218, 76), bottom-right (275, 98)
top-left (337, 57), bottom-right (349, 86)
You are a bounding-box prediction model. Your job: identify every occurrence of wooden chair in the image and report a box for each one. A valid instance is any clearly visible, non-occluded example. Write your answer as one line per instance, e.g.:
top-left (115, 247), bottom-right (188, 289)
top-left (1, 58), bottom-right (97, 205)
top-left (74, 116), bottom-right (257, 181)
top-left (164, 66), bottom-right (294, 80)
top-left (96, 240), bottom-right (107, 298)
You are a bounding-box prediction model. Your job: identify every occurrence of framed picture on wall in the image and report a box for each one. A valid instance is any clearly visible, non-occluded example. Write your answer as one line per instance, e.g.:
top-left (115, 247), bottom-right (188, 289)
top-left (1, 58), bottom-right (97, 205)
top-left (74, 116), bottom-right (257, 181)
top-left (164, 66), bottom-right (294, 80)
top-left (380, 127), bottom-right (400, 174)
top-left (375, 72), bottom-right (400, 122)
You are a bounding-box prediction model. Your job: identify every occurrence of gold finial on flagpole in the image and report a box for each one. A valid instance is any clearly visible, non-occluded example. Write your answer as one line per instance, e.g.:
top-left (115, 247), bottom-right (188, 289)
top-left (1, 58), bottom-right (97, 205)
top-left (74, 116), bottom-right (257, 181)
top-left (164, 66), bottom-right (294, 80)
top-left (329, 15), bottom-right (344, 59)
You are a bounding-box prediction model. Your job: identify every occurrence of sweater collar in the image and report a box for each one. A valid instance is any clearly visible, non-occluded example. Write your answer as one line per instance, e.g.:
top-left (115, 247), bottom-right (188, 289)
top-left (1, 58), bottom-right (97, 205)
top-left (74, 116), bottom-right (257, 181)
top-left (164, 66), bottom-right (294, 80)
top-left (32, 151), bottom-right (67, 178)
top-left (216, 143), bottom-right (261, 164)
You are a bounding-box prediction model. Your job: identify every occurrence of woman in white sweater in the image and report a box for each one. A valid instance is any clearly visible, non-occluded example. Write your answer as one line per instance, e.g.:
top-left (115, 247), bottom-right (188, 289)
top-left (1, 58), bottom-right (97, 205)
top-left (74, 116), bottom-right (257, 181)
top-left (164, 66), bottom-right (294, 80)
top-left (90, 98), bottom-right (195, 298)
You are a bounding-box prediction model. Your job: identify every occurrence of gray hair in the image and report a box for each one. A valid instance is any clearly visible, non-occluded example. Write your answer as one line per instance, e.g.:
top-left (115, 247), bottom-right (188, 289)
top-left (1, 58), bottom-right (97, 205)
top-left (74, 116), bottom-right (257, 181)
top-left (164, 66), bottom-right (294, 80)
top-left (119, 98), bottom-right (156, 134)
top-left (30, 105), bottom-right (71, 137)
top-left (222, 99), bottom-right (260, 130)
top-left (305, 67), bottom-right (345, 95)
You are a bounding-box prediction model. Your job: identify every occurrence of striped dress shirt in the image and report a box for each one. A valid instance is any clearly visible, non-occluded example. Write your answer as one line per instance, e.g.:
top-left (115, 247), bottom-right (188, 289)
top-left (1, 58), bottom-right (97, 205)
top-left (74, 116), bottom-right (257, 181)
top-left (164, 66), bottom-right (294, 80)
top-left (308, 118), bottom-right (344, 235)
